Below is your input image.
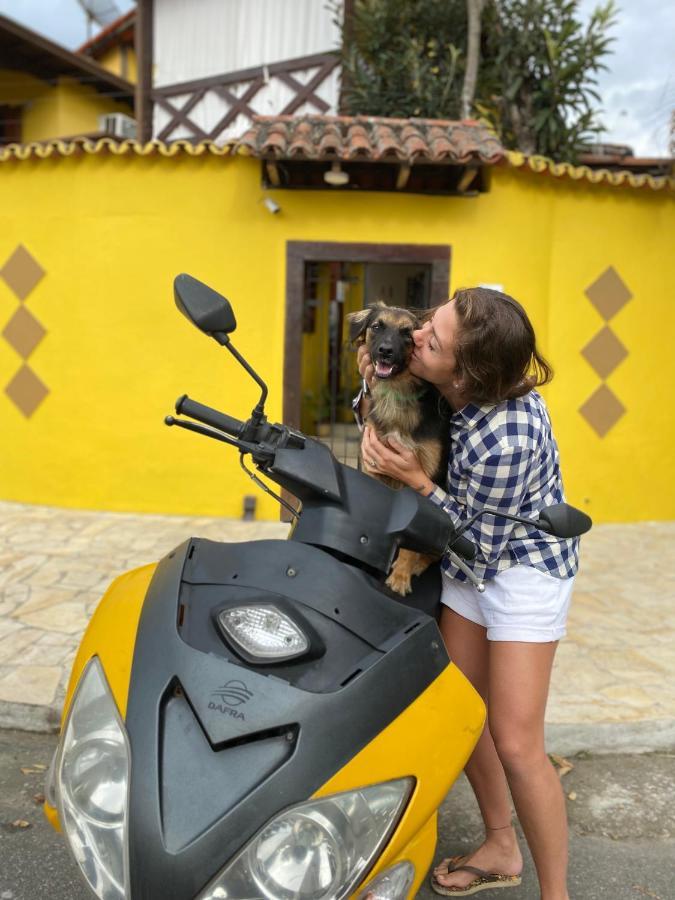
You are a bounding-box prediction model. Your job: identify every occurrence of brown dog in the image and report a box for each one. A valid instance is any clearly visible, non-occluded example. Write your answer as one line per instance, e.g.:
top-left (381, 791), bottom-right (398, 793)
top-left (348, 302), bottom-right (450, 595)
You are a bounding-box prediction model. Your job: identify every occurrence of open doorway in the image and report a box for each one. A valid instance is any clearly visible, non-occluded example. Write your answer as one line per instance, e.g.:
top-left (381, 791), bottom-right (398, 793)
top-left (285, 242), bottom-right (451, 464)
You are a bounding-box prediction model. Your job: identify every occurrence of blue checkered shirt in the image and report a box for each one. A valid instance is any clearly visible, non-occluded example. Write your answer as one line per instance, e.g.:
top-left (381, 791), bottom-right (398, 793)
top-left (428, 390), bottom-right (579, 583)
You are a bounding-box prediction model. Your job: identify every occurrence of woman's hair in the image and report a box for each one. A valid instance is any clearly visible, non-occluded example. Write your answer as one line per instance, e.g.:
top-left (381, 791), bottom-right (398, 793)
top-left (449, 287), bottom-right (553, 403)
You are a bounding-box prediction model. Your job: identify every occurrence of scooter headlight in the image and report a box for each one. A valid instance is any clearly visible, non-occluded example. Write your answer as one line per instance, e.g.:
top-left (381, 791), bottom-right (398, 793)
top-left (55, 657), bottom-right (130, 900)
top-left (218, 604), bottom-right (309, 661)
top-left (356, 860), bottom-right (416, 898)
top-left (198, 778), bottom-right (414, 900)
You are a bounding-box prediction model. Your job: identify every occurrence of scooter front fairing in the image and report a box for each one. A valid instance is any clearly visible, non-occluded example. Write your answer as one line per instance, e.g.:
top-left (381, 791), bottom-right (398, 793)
top-left (45, 535), bottom-right (485, 900)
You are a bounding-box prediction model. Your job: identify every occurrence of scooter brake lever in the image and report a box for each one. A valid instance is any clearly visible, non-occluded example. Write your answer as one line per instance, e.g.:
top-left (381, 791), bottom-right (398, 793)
top-left (165, 416), bottom-right (266, 457)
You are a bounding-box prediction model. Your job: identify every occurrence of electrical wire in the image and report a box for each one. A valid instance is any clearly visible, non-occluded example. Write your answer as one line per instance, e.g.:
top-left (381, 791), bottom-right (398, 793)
top-left (239, 453), bottom-right (299, 521)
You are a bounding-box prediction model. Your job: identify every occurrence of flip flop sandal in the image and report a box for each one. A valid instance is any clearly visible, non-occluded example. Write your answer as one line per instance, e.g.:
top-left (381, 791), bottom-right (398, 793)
top-left (430, 863), bottom-right (522, 896)
top-left (433, 855), bottom-right (468, 876)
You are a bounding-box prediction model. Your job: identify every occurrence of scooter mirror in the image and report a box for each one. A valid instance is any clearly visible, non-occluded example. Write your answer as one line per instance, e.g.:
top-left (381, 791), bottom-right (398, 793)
top-left (535, 503), bottom-right (592, 539)
top-left (174, 274), bottom-right (237, 338)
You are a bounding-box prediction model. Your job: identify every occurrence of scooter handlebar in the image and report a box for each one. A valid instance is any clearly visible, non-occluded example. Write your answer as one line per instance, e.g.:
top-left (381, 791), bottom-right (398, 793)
top-left (175, 395), bottom-right (244, 438)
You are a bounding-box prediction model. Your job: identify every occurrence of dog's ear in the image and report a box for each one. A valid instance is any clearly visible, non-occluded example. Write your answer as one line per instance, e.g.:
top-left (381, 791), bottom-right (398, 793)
top-left (347, 307), bottom-right (375, 345)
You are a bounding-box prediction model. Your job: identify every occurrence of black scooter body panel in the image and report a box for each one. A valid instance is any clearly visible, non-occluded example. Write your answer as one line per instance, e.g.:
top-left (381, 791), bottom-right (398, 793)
top-left (125, 539), bottom-right (448, 900)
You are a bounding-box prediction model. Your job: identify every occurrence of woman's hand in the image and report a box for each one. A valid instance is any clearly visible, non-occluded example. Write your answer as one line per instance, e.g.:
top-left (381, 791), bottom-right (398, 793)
top-left (361, 427), bottom-right (434, 494)
top-left (357, 345), bottom-right (375, 388)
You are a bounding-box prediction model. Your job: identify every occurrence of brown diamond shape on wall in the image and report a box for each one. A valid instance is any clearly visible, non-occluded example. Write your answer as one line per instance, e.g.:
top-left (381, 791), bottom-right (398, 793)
top-left (579, 384), bottom-right (626, 438)
top-left (3, 306), bottom-right (47, 359)
top-left (5, 365), bottom-right (49, 418)
top-left (581, 326), bottom-right (628, 379)
top-left (585, 266), bottom-right (632, 321)
top-left (0, 245), bottom-right (46, 301)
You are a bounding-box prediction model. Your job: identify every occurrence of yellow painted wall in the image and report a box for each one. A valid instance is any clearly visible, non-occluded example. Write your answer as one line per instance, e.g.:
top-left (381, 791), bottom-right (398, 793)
top-left (0, 151), bottom-right (672, 522)
top-left (543, 174), bottom-right (675, 518)
top-left (0, 70), bottom-right (46, 105)
top-left (16, 76), bottom-right (133, 143)
top-left (0, 70), bottom-right (47, 142)
top-left (96, 45), bottom-right (137, 84)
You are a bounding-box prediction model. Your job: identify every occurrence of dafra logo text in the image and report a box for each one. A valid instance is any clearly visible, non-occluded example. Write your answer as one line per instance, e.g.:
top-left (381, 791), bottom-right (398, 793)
top-left (209, 680), bottom-right (253, 720)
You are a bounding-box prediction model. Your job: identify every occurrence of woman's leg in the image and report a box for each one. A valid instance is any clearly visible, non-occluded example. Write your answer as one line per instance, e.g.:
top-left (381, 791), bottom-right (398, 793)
top-left (488, 640), bottom-right (569, 900)
top-left (434, 608), bottom-right (523, 889)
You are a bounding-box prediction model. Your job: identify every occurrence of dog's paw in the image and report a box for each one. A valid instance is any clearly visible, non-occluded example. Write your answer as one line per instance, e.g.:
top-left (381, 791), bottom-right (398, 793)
top-left (385, 570), bottom-right (413, 596)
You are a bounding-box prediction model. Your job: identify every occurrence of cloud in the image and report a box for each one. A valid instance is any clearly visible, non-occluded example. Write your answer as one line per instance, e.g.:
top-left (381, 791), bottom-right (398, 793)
top-left (578, 0), bottom-right (674, 154)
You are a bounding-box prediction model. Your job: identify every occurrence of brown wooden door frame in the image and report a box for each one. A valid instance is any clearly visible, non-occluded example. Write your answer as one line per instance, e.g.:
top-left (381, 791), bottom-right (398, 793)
top-left (284, 241), bottom-right (451, 428)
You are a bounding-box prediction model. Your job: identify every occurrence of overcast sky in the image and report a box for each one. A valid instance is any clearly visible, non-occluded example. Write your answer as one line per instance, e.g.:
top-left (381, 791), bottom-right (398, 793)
top-left (577, 0), bottom-right (674, 156)
top-left (1, 0), bottom-right (672, 156)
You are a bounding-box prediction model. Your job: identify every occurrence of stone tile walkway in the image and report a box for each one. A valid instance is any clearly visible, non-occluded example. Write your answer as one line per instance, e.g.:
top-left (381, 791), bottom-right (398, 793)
top-left (0, 502), bottom-right (286, 731)
top-left (0, 500), bottom-right (674, 752)
top-left (547, 520), bottom-right (675, 753)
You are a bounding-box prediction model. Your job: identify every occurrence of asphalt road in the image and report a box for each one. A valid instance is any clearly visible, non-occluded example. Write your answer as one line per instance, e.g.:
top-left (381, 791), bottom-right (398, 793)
top-left (1, 729), bottom-right (674, 900)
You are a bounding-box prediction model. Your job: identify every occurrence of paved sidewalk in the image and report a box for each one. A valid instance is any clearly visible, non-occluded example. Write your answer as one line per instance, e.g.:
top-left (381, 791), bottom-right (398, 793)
top-left (0, 500), bottom-right (674, 753)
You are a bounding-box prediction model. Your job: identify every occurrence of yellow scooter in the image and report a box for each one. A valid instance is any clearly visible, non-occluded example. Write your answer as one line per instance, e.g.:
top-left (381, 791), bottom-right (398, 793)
top-left (44, 275), bottom-right (590, 900)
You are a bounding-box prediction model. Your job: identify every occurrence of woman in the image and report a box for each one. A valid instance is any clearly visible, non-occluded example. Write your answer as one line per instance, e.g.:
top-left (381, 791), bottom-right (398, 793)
top-left (359, 288), bottom-right (577, 899)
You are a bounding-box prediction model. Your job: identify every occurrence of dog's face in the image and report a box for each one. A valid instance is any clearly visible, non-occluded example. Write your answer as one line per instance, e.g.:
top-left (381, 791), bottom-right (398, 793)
top-left (348, 303), bottom-right (419, 380)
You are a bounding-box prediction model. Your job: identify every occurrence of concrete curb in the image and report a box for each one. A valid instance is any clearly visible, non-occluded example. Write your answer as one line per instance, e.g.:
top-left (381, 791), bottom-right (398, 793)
top-left (0, 699), bottom-right (61, 733)
top-left (545, 719), bottom-right (675, 756)
top-left (3, 696), bottom-right (675, 757)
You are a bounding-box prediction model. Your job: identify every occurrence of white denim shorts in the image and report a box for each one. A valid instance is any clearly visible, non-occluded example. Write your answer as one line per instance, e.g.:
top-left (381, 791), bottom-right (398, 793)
top-left (441, 564), bottom-right (575, 642)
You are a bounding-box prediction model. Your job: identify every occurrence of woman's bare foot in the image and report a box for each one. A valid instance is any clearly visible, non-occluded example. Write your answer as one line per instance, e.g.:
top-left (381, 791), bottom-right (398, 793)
top-left (432, 828), bottom-right (523, 892)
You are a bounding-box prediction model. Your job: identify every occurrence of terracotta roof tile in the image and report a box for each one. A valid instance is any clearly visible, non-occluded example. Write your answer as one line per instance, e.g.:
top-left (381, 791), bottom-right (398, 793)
top-left (0, 136), bottom-right (671, 192)
top-left (371, 124), bottom-right (401, 160)
top-left (316, 127), bottom-right (341, 157)
top-left (426, 126), bottom-right (456, 161)
top-left (236, 114), bottom-right (505, 165)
